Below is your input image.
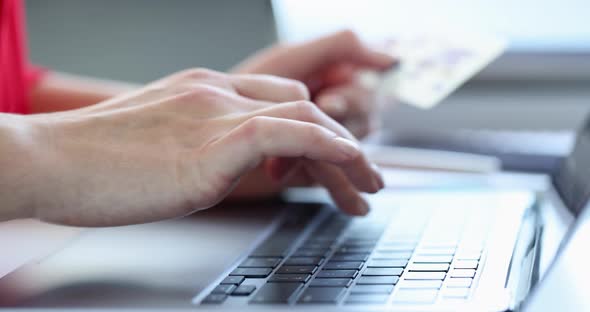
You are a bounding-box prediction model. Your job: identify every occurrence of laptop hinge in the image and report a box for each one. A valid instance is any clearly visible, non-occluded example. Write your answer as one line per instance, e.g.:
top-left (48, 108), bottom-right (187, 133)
top-left (503, 197), bottom-right (543, 311)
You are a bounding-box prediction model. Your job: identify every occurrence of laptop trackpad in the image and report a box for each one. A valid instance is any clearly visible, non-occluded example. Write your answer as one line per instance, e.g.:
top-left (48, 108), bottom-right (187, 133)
top-left (0, 205), bottom-right (279, 308)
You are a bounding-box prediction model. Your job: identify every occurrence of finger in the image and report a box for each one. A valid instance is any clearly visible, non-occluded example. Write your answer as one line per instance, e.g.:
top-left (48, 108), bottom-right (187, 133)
top-left (231, 74), bottom-right (310, 102)
top-left (316, 93), bottom-right (348, 119)
top-left (217, 102), bottom-right (384, 192)
top-left (265, 157), bottom-right (301, 182)
top-left (315, 84), bottom-right (376, 138)
top-left (161, 68), bottom-right (310, 103)
top-left (225, 101), bottom-right (356, 141)
top-left (201, 116), bottom-right (364, 185)
top-left (316, 83), bottom-right (373, 123)
top-left (303, 161), bottom-right (369, 216)
top-left (287, 30), bottom-right (397, 79)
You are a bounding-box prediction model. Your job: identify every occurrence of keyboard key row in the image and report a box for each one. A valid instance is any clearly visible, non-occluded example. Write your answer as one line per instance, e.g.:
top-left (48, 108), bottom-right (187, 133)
top-left (239, 257), bottom-right (282, 268)
top-left (298, 287), bottom-right (346, 304)
top-left (324, 261), bottom-right (364, 270)
top-left (356, 276), bottom-right (399, 285)
top-left (367, 259), bottom-right (408, 268)
top-left (250, 282), bottom-right (303, 303)
top-left (230, 268), bottom-right (272, 278)
top-left (276, 265), bottom-right (317, 274)
top-left (268, 273), bottom-right (311, 283)
top-left (363, 268), bottom-right (403, 276)
top-left (284, 257), bottom-right (324, 266)
top-left (408, 263), bottom-right (450, 271)
top-left (350, 284), bottom-right (394, 294)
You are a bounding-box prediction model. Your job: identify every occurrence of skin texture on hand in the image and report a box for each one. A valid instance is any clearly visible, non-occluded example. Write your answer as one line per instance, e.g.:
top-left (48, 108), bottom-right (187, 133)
top-left (233, 30), bottom-right (396, 139)
top-left (230, 30), bottom-right (395, 200)
top-left (3, 69), bottom-right (383, 227)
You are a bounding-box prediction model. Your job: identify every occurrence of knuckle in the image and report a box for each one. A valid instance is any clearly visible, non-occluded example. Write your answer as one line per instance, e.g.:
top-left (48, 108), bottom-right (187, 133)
top-left (305, 124), bottom-right (329, 145)
top-left (293, 100), bottom-right (320, 121)
top-left (180, 68), bottom-right (220, 80)
top-left (337, 29), bottom-right (360, 44)
top-left (286, 80), bottom-right (310, 100)
top-left (241, 116), bottom-right (269, 140)
top-left (180, 84), bottom-right (224, 101)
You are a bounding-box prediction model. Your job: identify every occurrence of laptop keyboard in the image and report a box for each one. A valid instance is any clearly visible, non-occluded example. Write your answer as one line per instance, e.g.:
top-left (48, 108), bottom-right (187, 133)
top-left (198, 202), bottom-right (490, 306)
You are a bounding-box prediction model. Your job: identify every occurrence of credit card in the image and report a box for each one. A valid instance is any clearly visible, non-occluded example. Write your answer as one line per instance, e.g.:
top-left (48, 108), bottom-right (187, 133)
top-left (373, 33), bottom-right (507, 109)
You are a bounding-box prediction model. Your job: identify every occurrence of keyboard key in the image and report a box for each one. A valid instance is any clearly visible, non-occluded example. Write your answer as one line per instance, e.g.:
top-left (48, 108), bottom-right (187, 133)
top-left (367, 259), bottom-right (408, 268)
top-left (341, 242), bottom-right (376, 248)
top-left (377, 246), bottom-right (414, 252)
top-left (417, 248), bottom-right (456, 256)
top-left (408, 263), bottom-right (449, 271)
top-left (230, 268), bottom-right (272, 278)
top-left (456, 252), bottom-right (481, 260)
top-left (268, 274), bottom-right (311, 283)
top-left (201, 293), bottom-right (228, 304)
top-left (310, 278), bottom-right (353, 287)
top-left (298, 287), bottom-right (346, 304)
top-left (447, 278), bottom-right (472, 288)
top-left (344, 238), bottom-right (380, 245)
top-left (232, 285), bottom-right (256, 296)
top-left (239, 257), bottom-right (281, 268)
top-left (393, 289), bottom-right (438, 303)
top-left (307, 236), bottom-right (338, 244)
top-left (454, 260), bottom-right (478, 269)
top-left (316, 270), bottom-right (358, 278)
top-left (338, 246), bottom-right (374, 254)
top-left (324, 261), bottom-right (364, 270)
top-left (301, 242), bottom-right (333, 249)
top-left (220, 276), bottom-right (244, 285)
top-left (350, 285), bottom-right (394, 294)
top-left (398, 280), bottom-right (442, 289)
top-left (421, 243), bottom-right (457, 249)
top-left (356, 276), bottom-right (399, 285)
top-left (250, 282), bottom-right (303, 303)
top-left (331, 254), bottom-right (370, 262)
top-left (212, 284), bottom-right (236, 295)
top-left (373, 251), bottom-right (412, 260)
top-left (413, 255), bottom-right (453, 263)
top-left (284, 257), bottom-right (324, 266)
top-left (293, 249), bottom-right (329, 257)
top-left (450, 269), bottom-right (476, 278)
top-left (345, 294), bottom-right (389, 304)
top-left (380, 242), bottom-right (417, 248)
top-left (251, 209), bottom-right (317, 257)
top-left (404, 272), bottom-right (446, 280)
top-left (442, 287), bottom-right (470, 298)
top-left (276, 266), bottom-right (317, 274)
top-left (363, 268), bottom-right (403, 276)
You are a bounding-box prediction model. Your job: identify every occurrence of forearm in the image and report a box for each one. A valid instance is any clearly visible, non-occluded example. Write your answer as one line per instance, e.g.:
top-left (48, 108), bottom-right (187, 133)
top-left (0, 114), bottom-right (43, 221)
top-left (29, 72), bottom-right (138, 113)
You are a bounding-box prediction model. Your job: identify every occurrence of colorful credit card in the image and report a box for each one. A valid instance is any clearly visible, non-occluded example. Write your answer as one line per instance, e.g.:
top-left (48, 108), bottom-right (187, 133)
top-left (371, 33), bottom-right (507, 109)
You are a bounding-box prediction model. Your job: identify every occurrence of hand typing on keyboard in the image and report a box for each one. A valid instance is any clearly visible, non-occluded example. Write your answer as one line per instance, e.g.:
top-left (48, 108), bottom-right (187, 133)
top-left (12, 68), bottom-right (383, 226)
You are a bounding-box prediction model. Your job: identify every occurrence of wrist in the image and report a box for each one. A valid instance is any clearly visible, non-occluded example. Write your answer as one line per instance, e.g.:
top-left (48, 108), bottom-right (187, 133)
top-left (0, 114), bottom-right (49, 221)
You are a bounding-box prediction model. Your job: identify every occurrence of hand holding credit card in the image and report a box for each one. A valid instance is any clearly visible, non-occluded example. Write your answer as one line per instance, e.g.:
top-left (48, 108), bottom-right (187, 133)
top-left (363, 33), bottom-right (507, 109)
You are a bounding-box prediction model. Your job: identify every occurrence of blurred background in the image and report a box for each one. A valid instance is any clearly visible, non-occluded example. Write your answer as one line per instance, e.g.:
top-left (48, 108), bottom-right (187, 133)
top-left (25, 0), bottom-right (590, 141)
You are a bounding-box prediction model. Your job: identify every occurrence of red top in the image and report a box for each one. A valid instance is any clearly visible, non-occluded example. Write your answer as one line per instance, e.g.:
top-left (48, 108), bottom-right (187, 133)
top-left (0, 0), bottom-right (46, 114)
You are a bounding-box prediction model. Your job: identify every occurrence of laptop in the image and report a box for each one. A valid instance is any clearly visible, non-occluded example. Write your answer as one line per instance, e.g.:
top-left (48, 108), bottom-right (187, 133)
top-left (1, 117), bottom-right (590, 311)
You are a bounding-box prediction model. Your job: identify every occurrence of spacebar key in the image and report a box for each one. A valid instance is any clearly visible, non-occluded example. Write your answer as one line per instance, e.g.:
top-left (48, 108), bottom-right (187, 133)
top-left (250, 283), bottom-right (303, 304)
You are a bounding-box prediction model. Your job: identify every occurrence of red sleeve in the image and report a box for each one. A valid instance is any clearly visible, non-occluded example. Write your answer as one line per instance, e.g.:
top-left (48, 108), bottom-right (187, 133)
top-left (25, 64), bottom-right (48, 93)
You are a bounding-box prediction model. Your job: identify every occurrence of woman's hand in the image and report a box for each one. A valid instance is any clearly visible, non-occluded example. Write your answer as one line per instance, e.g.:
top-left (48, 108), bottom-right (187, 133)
top-left (5, 69), bottom-right (383, 227)
top-left (234, 30), bottom-right (396, 138)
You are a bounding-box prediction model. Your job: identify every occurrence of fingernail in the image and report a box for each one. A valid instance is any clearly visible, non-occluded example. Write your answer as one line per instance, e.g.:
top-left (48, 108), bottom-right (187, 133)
top-left (321, 95), bottom-right (347, 116)
top-left (371, 163), bottom-right (385, 189)
top-left (357, 197), bottom-right (370, 215)
top-left (333, 137), bottom-right (361, 159)
top-left (388, 59), bottom-right (401, 70)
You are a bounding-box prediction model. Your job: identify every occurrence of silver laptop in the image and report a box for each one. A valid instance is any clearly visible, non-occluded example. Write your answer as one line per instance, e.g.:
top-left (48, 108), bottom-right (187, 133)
top-left (2, 118), bottom-right (590, 311)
